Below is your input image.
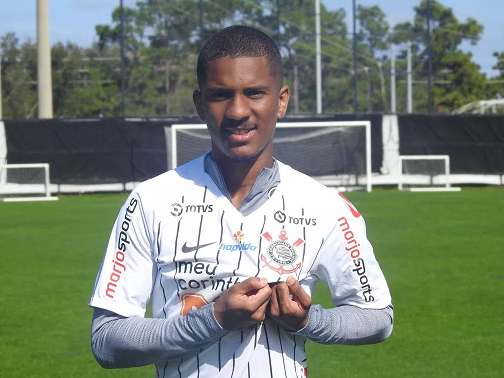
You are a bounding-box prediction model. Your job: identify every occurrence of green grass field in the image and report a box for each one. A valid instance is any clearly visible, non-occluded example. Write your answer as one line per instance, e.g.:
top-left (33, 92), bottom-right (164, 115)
top-left (1, 188), bottom-right (503, 377)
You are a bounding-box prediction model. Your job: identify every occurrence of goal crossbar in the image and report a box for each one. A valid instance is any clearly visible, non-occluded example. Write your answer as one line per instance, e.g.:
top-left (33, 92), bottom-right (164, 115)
top-left (171, 121), bottom-right (372, 192)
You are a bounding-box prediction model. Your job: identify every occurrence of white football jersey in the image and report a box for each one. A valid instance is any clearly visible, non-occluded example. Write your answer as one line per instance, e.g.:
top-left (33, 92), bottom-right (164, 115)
top-left (90, 155), bottom-right (391, 377)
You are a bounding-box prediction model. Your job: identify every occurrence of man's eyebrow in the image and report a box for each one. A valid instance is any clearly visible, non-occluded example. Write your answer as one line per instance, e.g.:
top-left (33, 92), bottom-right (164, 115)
top-left (205, 86), bottom-right (231, 92)
top-left (244, 85), bottom-right (269, 91)
top-left (205, 85), bottom-right (270, 93)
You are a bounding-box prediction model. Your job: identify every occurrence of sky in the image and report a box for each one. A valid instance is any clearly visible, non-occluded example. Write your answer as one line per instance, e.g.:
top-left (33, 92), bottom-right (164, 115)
top-left (0, 0), bottom-right (502, 76)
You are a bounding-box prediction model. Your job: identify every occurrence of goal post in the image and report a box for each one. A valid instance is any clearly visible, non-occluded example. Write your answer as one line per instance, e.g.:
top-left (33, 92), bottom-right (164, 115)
top-left (0, 163), bottom-right (59, 202)
top-left (398, 155), bottom-right (461, 192)
top-left (170, 121), bottom-right (372, 192)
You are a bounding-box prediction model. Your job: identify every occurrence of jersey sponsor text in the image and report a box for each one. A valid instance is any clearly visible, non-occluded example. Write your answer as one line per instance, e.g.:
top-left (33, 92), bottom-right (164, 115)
top-left (106, 198), bottom-right (138, 298)
top-left (338, 216), bottom-right (374, 302)
top-left (175, 261), bottom-right (243, 292)
top-left (219, 242), bottom-right (257, 251)
top-left (274, 210), bottom-right (317, 226)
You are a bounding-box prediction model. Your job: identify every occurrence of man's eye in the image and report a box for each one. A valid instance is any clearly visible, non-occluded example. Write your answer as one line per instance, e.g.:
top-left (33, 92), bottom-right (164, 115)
top-left (210, 92), bottom-right (228, 100)
top-left (248, 90), bottom-right (264, 97)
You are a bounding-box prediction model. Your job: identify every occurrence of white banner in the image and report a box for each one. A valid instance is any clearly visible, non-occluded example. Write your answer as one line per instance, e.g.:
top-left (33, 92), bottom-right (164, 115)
top-left (380, 114), bottom-right (400, 176)
top-left (0, 121), bottom-right (7, 165)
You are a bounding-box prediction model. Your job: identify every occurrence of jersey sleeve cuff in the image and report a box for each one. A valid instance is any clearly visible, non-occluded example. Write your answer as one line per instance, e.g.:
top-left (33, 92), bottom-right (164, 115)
top-left (196, 302), bottom-right (227, 337)
top-left (290, 305), bottom-right (322, 337)
top-left (89, 296), bottom-right (146, 318)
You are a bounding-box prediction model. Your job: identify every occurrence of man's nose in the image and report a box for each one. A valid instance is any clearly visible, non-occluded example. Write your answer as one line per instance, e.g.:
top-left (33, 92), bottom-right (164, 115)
top-left (225, 94), bottom-right (250, 120)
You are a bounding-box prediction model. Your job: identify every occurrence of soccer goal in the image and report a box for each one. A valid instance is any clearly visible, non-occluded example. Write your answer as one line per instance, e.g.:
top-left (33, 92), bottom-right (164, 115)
top-left (398, 155), bottom-right (461, 192)
top-left (0, 163), bottom-right (59, 202)
top-left (168, 121), bottom-right (372, 192)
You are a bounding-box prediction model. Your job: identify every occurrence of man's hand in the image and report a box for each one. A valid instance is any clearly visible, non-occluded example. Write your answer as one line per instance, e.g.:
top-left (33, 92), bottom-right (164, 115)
top-left (213, 277), bottom-right (272, 331)
top-left (267, 276), bottom-right (312, 331)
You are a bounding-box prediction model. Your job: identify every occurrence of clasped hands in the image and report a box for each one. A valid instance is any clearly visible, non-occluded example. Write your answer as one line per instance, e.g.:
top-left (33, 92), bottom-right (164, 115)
top-left (213, 276), bottom-right (312, 332)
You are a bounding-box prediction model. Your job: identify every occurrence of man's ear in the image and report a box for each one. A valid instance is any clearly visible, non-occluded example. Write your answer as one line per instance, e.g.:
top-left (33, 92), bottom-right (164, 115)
top-left (277, 85), bottom-right (290, 119)
top-left (193, 90), bottom-right (205, 121)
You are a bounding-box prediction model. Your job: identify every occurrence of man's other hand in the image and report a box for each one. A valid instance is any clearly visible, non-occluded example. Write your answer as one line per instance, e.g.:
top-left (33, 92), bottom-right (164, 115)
top-left (267, 277), bottom-right (312, 331)
top-left (213, 277), bottom-right (272, 330)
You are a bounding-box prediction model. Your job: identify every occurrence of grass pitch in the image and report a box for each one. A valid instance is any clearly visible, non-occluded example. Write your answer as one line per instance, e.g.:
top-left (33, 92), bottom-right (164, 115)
top-left (0, 188), bottom-right (503, 377)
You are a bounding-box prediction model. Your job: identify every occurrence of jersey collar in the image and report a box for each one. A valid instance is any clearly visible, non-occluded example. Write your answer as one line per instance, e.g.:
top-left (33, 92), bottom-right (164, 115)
top-left (203, 152), bottom-right (281, 216)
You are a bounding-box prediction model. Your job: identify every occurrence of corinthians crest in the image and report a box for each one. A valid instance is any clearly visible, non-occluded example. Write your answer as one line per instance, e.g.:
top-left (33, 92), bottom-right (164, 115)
top-left (261, 230), bottom-right (304, 276)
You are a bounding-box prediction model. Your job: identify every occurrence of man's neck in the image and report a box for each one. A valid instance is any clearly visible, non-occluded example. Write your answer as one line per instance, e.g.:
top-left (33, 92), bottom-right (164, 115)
top-left (212, 150), bottom-right (273, 209)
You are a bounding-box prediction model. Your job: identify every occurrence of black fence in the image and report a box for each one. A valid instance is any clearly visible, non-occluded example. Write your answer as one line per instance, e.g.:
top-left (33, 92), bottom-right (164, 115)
top-left (3, 114), bottom-right (504, 188)
top-left (398, 114), bottom-right (504, 174)
top-left (3, 114), bottom-right (383, 186)
top-left (4, 118), bottom-right (169, 185)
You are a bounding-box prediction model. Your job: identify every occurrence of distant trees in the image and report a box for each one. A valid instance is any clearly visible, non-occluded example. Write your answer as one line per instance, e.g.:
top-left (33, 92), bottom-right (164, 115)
top-left (0, 0), bottom-right (498, 119)
top-left (388, 0), bottom-right (486, 112)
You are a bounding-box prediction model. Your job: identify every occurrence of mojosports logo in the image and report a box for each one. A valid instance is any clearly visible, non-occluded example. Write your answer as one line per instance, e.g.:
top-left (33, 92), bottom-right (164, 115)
top-left (106, 197), bottom-right (138, 298)
top-left (337, 216), bottom-right (374, 302)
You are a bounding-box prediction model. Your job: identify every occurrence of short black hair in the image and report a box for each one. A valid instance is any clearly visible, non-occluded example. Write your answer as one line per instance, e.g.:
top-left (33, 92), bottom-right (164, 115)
top-left (197, 25), bottom-right (283, 89)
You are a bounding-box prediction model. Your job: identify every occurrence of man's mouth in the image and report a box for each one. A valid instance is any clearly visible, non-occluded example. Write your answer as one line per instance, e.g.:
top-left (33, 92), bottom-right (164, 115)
top-left (225, 126), bottom-right (257, 134)
top-left (224, 125), bottom-right (258, 142)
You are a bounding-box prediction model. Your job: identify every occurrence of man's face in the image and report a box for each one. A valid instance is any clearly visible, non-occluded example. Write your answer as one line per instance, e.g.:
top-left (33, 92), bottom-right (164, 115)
top-left (193, 56), bottom-right (289, 162)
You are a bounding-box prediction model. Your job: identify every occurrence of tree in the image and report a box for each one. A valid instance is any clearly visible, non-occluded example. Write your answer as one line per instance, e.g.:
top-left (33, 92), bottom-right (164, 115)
top-left (389, 0), bottom-right (486, 112)
top-left (0, 0), bottom-right (494, 118)
top-left (0, 32), bottom-right (120, 118)
top-left (355, 5), bottom-right (390, 113)
top-left (489, 52), bottom-right (504, 98)
top-left (1, 33), bottom-right (37, 119)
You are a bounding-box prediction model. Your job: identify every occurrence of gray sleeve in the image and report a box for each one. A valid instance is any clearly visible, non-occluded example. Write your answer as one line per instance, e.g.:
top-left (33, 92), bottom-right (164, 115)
top-left (294, 304), bottom-right (394, 345)
top-left (91, 303), bottom-right (228, 368)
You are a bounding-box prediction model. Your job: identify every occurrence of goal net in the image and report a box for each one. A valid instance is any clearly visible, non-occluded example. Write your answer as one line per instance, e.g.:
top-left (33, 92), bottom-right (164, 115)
top-left (398, 155), bottom-right (461, 192)
top-left (168, 121), bottom-right (372, 192)
top-left (0, 163), bottom-right (59, 202)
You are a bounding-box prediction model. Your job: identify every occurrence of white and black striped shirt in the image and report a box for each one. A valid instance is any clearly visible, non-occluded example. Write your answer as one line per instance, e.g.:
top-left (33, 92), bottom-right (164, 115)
top-left (90, 154), bottom-right (392, 377)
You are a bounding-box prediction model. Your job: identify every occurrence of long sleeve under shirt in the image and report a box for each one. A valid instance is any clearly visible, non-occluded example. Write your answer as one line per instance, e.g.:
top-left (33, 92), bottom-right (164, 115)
top-left (90, 153), bottom-right (394, 370)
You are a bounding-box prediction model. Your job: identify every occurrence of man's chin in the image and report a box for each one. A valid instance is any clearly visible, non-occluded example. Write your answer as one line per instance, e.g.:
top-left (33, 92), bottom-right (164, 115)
top-left (211, 140), bottom-right (271, 163)
top-left (224, 145), bottom-right (262, 162)
top-left (227, 151), bottom-right (259, 163)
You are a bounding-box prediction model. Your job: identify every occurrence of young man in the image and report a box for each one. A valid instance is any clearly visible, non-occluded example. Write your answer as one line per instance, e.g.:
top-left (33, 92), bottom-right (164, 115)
top-left (89, 26), bottom-right (393, 377)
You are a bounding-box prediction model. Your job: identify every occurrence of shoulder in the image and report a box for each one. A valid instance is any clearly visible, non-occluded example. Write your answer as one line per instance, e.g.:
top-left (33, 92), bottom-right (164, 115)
top-left (129, 155), bottom-right (209, 210)
top-left (277, 160), bottom-right (361, 222)
top-left (277, 161), bottom-right (344, 207)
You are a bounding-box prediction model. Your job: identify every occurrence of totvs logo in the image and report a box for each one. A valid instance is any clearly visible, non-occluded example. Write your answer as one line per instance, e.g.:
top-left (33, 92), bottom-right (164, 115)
top-left (106, 198), bottom-right (138, 298)
top-left (274, 210), bottom-right (317, 226)
top-left (170, 203), bottom-right (213, 217)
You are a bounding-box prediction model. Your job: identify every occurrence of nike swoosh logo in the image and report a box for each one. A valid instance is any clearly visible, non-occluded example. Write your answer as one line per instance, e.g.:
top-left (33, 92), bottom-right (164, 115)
top-left (181, 241), bottom-right (216, 253)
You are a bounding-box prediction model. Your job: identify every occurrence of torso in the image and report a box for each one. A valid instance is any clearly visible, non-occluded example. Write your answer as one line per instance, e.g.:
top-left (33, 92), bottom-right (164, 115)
top-left (144, 156), bottom-right (333, 377)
